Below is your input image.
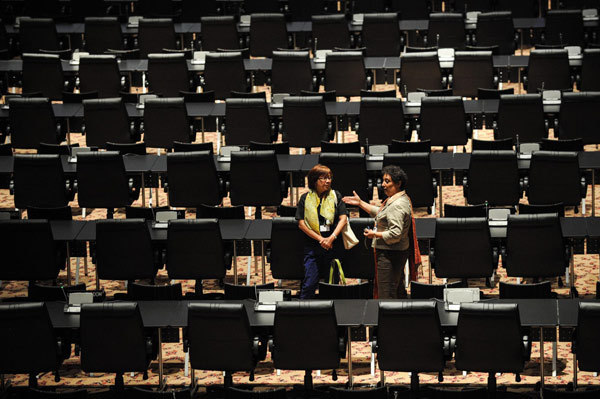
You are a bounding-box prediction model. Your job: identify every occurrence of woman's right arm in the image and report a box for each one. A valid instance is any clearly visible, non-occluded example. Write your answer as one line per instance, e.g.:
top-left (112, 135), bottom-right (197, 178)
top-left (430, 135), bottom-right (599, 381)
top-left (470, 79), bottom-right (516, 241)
top-left (342, 190), bottom-right (379, 216)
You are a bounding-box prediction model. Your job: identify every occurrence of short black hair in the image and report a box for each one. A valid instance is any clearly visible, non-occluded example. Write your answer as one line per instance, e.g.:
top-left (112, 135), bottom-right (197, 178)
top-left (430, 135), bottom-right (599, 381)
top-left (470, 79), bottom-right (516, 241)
top-left (382, 165), bottom-right (408, 190)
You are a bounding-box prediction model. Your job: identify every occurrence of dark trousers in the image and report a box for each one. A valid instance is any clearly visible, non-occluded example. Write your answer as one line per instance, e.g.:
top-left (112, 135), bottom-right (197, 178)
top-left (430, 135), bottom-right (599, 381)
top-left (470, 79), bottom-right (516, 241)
top-left (376, 249), bottom-right (410, 299)
top-left (300, 244), bottom-right (340, 299)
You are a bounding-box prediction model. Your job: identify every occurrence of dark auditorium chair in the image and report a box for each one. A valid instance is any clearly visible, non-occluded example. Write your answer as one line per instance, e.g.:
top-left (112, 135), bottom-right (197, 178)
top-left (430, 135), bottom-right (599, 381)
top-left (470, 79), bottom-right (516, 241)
top-left (13, 154), bottom-right (72, 209)
top-left (383, 153), bottom-right (438, 210)
top-left (0, 220), bottom-right (64, 282)
top-left (526, 151), bottom-right (586, 209)
top-left (453, 0), bottom-right (493, 12)
top-left (399, 52), bottom-right (446, 95)
top-left (544, 10), bottom-right (585, 47)
top-left (80, 303), bottom-right (154, 390)
top-left (244, 0), bottom-right (280, 13)
top-left (442, 204), bottom-right (487, 218)
top-left (496, 0), bottom-right (538, 17)
top-left (463, 150), bottom-right (521, 207)
top-left (84, 17), bottom-right (133, 55)
top-left (557, 92), bottom-right (600, 145)
top-left (426, 13), bottom-right (467, 49)
top-left (301, 89), bottom-right (337, 102)
top-left (539, 138), bottom-right (584, 152)
top-left (166, 219), bottom-right (227, 295)
top-left (19, 18), bottom-right (70, 57)
top-left (203, 52), bottom-right (250, 100)
top-left (390, 140), bottom-right (432, 153)
top-left (418, 97), bottom-right (470, 148)
top-left (22, 0), bottom-right (62, 18)
top-left (324, 52), bottom-right (371, 98)
top-left (360, 89), bottom-right (397, 98)
top-left (271, 51), bottom-right (316, 95)
top-left (504, 214), bottom-right (570, 279)
top-left (477, 87), bottom-right (514, 99)
top-left (471, 138), bottom-right (513, 150)
top-left (519, 202), bottom-right (565, 217)
top-left (318, 282), bottom-right (372, 299)
top-left (224, 282), bottom-right (276, 300)
top-left (71, 0), bottom-right (107, 19)
top-left (455, 303), bottom-right (530, 394)
top-left (572, 302), bottom-right (600, 388)
top-left (270, 217), bottom-right (305, 282)
top-left (390, 0), bottom-right (431, 19)
top-left (137, 0), bottom-right (176, 18)
top-left (249, 141), bottom-right (290, 154)
top-left (8, 97), bottom-right (64, 149)
top-left (137, 18), bottom-right (181, 58)
top-left (452, 51), bottom-right (496, 98)
top-left (249, 13), bottom-right (290, 57)
top-left (319, 153), bottom-right (372, 201)
top-left (341, 218), bottom-right (376, 281)
top-left (524, 49), bottom-right (573, 93)
top-left (321, 141), bottom-right (362, 153)
top-left (410, 281), bottom-right (466, 299)
top-left (143, 98), bottom-right (194, 150)
top-left (76, 151), bottom-right (138, 218)
top-left (165, 151), bottom-right (225, 208)
top-left (229, 151), bottom-right (288, 215)
top-left (199, 16), bottom-right (240, 52)
top-left (372, 301), bottom-right (451, 390)
top-left (311, 14), bottom-right (352, 50)
top-left (83, 98), bottom-right (139, 148)
top-left (351, 0), bottom-right (386, 13)
top-left (360, 13), bottom-right (403, 57)
top-left (22, 53), bottom-right (69, 100)
top-left (173, 141), bottom-right (213, 154)
top-left (0, 303), bottom-right (70, 387)
top-left (288, 0), bottom-right (325, 21)
top-left (499, 281), bottom-right (556, 299)
top-left (494, 94), bottom-right (547, 143)
top-left (430, 218), bottom-right (497, 280)
top-left (281, 96), bottom-right (332, 150)
top-left (578, 49), bottom-right (600, 91)
top-left (125, 282), bottom-right (183, 300)
top-left (147, 53), bottom-right (195, 97)
top-left (28, 282), bottom-right (87, 301)
top-left (78, 55), bottom-right (125, 98)
top-left (472, 12), bottom-right (517, 55)
top-left (356, 97), bottom-right (409, 145)
top-left (186, 303), bottom-right (266, 387)
top-left (270, 301), bottom-right (345, 390)
top-left (224, 99), bottom-right (276, 146)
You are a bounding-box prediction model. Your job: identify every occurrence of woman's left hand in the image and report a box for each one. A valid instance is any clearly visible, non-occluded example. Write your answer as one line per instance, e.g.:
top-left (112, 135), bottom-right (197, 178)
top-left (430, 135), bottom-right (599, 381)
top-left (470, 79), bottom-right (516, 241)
top-left (363, 229), bottom-right (377, 239)
top-left (321, 235), bottom-right (335, 250)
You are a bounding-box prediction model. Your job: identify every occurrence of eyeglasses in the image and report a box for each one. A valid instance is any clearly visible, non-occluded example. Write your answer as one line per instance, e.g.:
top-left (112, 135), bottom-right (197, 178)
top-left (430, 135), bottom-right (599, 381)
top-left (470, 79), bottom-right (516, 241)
top-left (318, 176), bottom-right (332, 181)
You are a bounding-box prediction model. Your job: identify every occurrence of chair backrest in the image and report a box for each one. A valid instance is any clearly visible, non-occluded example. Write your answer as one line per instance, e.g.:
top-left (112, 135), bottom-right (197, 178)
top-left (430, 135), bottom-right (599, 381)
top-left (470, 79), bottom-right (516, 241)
top-left (311, 14), bottom-right (351, 50)
top-left (351, 0), bottom-right (386, 12)
top-left (321, 141), bottom-right (362, 153)
top-left (362, 13), bottom-right (402, 56)
top-left (22, 53), bottom-right (64, 100)
top-left (410, 280), bottom-right (465, 299)
top-left (443, 204), bottom-right (487, 218)
top-left (244, 0), bottom-right (280, 13)
top-left (19, 18), bottom-right (60, 53)
top-left (420, 96), bottom-right (468, 147)
top-left (288, 0), bottom-right (324, 21)
top-left (325, 52), bottom-right (367, 97)
top-left (127, 282), bottom-right (183, 300)
top-left (466, 150), bottom-right (520, 206)
top-left (497, 94), bottom-right (545, 143)
top-left (196, 205), bottom-right (245, 219)
top-left (80, 302), bottom-right (150, 373)
top-left (361, 89), bottom-right (397, 98)
top-left (358, 97), bottom-right (405, 145)
top-left (249, 141), bottom-right (290, 154)
top-left (147, 53), bottom-right (190, 97)
top-left (272, 301), bottom-right (341, 370)
top-left (173, 141), bottom-right (213, 154)
top-left (282, 96), bottom-right (328, 148)
top-left (84, 17), bottom-right (124, 53)
top-left (318, 282), bottom-right (372, 299)
top-left (580, 49), bottom-right (600, 91)
top-left (301, 89), bottom-right (337, 102)
top-left (428, 13), bottom-right (466, 49)
top-left (144, 98), bottom-right (190, 149)
top-left (390, 140), bottom-right (432, 153)
top-left (545, 10), bottom-right (584, 46)
top-left (79, 55), bottom-right (121, 98)
top-left (471, 138), bottom-right (513, 150)
top-left (575, 302), bottom-right (600, 372)
top-left (249, 13), bottom-right (288, 57)
top-left (96, 219), bottom-right (155, 280)
top-left (230, 150), bottom-right (284, 207)
top-left (200, 16), bottom-right (239, 52)
top-left (341, 217), bottom-right (376, 279)
top-left (14, 154), bottom-right (68, 209)
top-left (539, 138), bottom-right (583, 152)
top-left (499, 281), bottom-right (554, 299)
top-left (83, 98), bottom-right (133, 148)
top-left (76, 151), bottom-right (131, 211)
top-left (519, 202), bottom-right (565, 217)
top-left (319, 152), bottom-right (370, 200)
top-left (224, 282), bottom-right (276, 300)
top-left (477, 87), bottom-right (514, 99)
top-left (0, 220), bottom-right (61, 281)
top-left (528, 151), bottom-right (582, 206)
top-left (390, 0), bottom-right (430, 19)
top-left (455, 303), bottom-right (526, 373)
top-left (558, 92), bottom-right (600, 144)
top-left (270, 217), bottom-right (305, 280)
top-left (187, 303), bottom-right (256, 372)
top-left (383, 153), bottom-right (436, 208)
top-left (9, 97), bottom-right (58, 149)
top-left (27, 205), bottom-right (72, 221)
top-left (182, 0), bottom-right (218, 21)
top-left (399, 52), bottom-right (444, 94)
top-left (204, 52), bottom-right (248, 100)
top-left (453, 0), bottom-right (493, 12)
top-left (432, 217), bottom-right (495, 278)
top-left (28, 281), bottom-right (86, 301)
top-left (71, 0), bottom-right (107, 19)
top-left (376, 301), bottom-right (445, 372)
top-left (0, 303), bottom-right (63, 375)
top-left (166, 219), bottom-right (226, 280)
top-left (527, 49), bottom-right (572, 92)
top-left (271, 50), bottom-right (314, 95)
top-left (166, 151), bottom-right (222, 207)
top-left (225, 98), bottom-right (273, 146)
top-left (506, 213), bottom-right (567, 277)
top-left (137, 0), bottom-right (174, 17)
top-left (452, 51), bottom-right (494, 98)
top-left (138, 18), bottom-right (178, 58)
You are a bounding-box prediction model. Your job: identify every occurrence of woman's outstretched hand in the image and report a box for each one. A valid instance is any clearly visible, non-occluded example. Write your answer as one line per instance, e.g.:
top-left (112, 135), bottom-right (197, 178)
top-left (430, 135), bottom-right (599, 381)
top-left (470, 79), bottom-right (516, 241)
top-left (342, 191), bottom-right (361, 206)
